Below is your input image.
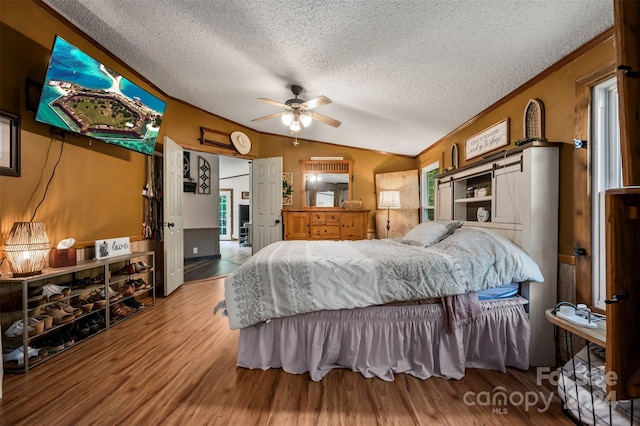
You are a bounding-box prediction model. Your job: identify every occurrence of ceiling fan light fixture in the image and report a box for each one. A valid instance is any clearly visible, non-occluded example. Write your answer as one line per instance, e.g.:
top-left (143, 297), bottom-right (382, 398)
top-left (281, 112), bottom-right (293, 126)
top-left (290, 119), bottom-right (301, 132)
top-left (300, 112), bottom-right (312, 128)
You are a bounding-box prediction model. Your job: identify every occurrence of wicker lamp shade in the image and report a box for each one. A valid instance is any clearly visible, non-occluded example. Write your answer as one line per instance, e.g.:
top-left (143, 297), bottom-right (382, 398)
top-left (3, 222), bottom-right (51, 277)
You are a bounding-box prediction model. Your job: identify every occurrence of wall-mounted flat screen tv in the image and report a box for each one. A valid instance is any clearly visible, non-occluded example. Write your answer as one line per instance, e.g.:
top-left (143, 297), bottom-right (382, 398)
top-left (35, 36), bottom-right (166, 156)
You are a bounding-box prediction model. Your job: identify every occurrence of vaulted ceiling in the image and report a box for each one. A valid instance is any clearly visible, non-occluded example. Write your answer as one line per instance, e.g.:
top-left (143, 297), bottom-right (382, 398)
top-left (42, 0), bottom-right (614, 156)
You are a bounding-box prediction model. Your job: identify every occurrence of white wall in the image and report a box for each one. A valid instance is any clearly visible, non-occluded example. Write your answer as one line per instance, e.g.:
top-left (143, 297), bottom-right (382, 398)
top-left (183, 152), bottom-right (220, 229)
top-left (219, 156), bottom-right (251, 239)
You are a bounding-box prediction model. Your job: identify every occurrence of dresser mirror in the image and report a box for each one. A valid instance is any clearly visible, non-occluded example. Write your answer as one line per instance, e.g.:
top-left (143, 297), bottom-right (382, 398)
top-left (301, 160), bottom-right (353, 208)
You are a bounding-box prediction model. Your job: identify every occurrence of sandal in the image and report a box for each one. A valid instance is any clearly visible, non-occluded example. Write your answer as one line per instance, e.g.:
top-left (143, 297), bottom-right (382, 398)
top-left (35, 314), bottom-right (54, 330)
top-left (42, 283), bottom-right (71, 301)
top-left (55, 301), bottom-right (82, 317)
top-left (4, 319), bottom-right (33, 337)
top-left (44, 305), bottom-right (74, 325)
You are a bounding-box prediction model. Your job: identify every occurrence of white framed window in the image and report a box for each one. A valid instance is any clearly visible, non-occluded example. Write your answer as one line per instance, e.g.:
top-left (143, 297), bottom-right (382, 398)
top-left (592, 77), bottom-right (622, 309)
top-left (421, 161), bottom-right (439, 221)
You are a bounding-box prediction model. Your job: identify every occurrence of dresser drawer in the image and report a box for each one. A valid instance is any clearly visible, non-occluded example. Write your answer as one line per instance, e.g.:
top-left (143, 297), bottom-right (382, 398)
top-left (311, 212), bottom-right (326, 225)
top-left (310, 225), bottom-right (341, 239)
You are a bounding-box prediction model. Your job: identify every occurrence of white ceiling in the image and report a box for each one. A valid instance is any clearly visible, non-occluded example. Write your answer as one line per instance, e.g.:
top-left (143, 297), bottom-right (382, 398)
top-left (42, 0), bottom-right (613, 156)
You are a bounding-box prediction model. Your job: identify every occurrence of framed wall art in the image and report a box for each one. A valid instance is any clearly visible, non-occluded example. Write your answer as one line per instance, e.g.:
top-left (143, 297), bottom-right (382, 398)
top-left (0, 110), bottom-right (21, 177)
top-left (523, 98), bottom-right (545, 140)
top-left (464, 118), bottom-right (509, 161)
top-left (282, 172), bottom-right (293, 205)
top-left (197, 155), bottom-right (211, 194)
top-left (241, 191), bottom-right (250, 200)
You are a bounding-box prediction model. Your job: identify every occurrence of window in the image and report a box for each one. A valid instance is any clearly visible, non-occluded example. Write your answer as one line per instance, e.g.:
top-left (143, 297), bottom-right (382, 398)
top-left (592, 77), bottom-right (622, 309)
top-left (421, 161), bottom-right (439, 221)
top-left (219, 191), bottom-right (230, 240)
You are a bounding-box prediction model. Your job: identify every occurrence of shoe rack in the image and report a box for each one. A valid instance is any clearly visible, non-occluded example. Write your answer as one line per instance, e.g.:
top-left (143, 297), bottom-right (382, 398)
top-left (0, 251), bottom-right (155, 373)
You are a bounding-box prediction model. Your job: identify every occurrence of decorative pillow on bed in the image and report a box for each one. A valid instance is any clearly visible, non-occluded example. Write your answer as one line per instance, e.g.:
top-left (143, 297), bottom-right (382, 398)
top-left (400, 220), bottom-right (462, 247)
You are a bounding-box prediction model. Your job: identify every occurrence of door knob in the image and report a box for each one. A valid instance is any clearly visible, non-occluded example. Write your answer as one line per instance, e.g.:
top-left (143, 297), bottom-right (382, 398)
top-left (167, 222), bottom-right (175, 228)
top-left (604, 293), bottom-right (629, 304)
top-left (275, 219), bottom-right (280, 224)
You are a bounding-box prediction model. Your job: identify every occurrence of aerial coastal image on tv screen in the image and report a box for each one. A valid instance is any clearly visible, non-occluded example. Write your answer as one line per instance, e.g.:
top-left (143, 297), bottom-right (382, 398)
top-left (36, 36), bottom-right (166, 155)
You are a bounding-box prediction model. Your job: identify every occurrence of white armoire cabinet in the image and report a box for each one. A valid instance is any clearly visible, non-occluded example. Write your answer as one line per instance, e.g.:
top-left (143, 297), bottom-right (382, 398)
top-left (434, 142), bottom-right (560, 367)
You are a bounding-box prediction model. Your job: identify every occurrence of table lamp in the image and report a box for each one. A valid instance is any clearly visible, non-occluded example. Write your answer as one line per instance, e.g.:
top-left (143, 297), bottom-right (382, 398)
top-left (378, 191), bottom-right (401, 238)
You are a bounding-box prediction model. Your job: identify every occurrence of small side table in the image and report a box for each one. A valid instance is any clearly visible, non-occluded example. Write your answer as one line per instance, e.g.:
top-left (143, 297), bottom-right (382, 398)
top-left (545, 308), bottom-right (606, 349)
top-left (546, 309), bottom-right (638, 425)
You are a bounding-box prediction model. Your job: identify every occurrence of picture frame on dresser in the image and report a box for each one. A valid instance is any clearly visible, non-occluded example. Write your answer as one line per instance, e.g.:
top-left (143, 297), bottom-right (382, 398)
top-left (0, 110), bottom-right (21, 177)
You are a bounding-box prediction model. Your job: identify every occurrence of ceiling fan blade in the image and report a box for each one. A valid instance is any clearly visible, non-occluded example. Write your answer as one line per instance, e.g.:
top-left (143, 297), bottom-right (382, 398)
top-left (310, 111), bottom-right (341, 128)
top-left (301, 95), bottom-right (331, 110)
top-left (257, 98), bottom-right (290, 109)
top-left (251, 111), bottom-right (284, 122)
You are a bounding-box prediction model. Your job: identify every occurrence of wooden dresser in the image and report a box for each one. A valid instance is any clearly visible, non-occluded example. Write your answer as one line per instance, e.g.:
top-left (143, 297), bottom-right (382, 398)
top-left (283, 209), bottom-right (370, 240)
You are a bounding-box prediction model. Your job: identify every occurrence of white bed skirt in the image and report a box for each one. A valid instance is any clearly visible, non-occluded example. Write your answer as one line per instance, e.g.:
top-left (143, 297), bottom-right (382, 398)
top-left (237, 296), bottom-right (530, 382)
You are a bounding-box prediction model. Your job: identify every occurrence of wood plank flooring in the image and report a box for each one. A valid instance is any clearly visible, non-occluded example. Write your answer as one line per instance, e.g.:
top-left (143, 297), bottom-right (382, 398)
top-left (184, 241), bottom-right (252, 282)
top-left (0, 279), bottom-right (573, 426)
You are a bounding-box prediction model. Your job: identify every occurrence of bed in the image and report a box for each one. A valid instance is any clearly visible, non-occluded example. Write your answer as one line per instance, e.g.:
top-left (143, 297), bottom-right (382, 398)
top-left (219, 221), bottom-right (544, 381)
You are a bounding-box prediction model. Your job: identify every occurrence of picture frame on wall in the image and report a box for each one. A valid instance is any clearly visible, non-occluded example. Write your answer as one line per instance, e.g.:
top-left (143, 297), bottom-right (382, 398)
top-left (241, 191), bottom-right (250, 199)
top-left (464, 118), bottom-right (509, 160)
top-left (282, 172), bottom-right (293, 206)
top-left (0, 110), bottom-right (21, 177)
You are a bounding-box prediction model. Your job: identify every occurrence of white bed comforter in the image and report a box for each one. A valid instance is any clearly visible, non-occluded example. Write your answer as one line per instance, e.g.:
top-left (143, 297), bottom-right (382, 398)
top-left (223, 227), bottom-right (543, 329)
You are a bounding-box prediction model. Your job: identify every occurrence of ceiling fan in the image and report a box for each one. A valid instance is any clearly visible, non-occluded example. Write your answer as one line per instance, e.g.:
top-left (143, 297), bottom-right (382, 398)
top-left (251, 85), bottom-right (341, 133)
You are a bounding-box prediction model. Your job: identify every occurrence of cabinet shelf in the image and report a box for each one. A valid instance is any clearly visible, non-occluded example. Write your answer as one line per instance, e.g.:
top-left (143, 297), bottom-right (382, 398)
top-left (0, 251), bottom-right (155, 373)
top-left (454, 196), bottom-right (492, 203)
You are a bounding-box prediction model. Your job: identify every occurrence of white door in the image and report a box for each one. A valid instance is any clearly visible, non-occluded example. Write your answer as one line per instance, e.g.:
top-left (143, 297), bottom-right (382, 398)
top-left (219, 189), bottom-right (232, 241)
top-left (163, 136), bottom-right (184, 296)
top-left (251, 157), bottom-right (283, 253)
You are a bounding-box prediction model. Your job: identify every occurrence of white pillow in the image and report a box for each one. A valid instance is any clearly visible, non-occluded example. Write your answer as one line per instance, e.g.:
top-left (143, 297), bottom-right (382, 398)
top-left (401, 220), bottom-right (462, 247)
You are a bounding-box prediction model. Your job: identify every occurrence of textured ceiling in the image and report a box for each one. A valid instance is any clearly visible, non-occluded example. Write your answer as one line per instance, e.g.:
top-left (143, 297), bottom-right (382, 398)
top-left (41, 0), bottom-right (613, 156)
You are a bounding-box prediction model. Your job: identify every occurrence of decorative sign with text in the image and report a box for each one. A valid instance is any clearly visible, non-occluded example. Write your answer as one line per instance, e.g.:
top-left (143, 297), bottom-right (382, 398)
top-left (465, 118), bottom-right (509, 160)
top-left (95, 237), bottom-right (131, 259)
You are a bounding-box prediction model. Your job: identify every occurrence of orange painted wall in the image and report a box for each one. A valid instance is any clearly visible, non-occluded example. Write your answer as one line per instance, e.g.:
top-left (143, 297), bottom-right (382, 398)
top-left (418, 36), bottom-right (615, 255)
top-left (0, 0), bottom-right (416, 254)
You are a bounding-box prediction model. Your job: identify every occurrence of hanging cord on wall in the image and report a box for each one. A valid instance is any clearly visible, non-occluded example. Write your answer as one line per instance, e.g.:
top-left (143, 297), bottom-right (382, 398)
top-left (30, 139), bottom-right (65, 222)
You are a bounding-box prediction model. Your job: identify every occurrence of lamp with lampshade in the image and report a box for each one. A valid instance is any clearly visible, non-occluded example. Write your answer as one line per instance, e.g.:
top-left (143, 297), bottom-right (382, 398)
top-left (3, 221), bottom-right (51, 277)
top-left (378, 190), bottom-right (401, 238)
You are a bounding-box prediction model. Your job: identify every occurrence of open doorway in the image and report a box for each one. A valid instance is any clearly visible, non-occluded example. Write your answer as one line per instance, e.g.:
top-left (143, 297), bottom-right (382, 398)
top-left (183, 152), bottom-right (252, 282)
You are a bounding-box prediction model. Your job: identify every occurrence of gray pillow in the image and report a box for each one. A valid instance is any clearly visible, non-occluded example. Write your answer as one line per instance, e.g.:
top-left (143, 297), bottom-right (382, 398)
top-left (401, 220), bottom-right (462, 247)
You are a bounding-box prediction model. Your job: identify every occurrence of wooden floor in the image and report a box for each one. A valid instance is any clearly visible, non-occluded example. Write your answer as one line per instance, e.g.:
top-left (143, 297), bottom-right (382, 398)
top-left (0, 279), bottom-right (573, 426)
top-left (184, 241), bottom-right (251, 282)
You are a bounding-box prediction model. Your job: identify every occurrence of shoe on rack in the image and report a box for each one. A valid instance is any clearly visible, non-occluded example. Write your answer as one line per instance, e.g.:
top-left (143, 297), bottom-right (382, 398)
top-left (28, 285), bottom-right (43, 298)
top-left (46, 333), bottom-right (66, 352)
top-left (3, 346), bottom-right (43, 367)
top-left (61, 327), bottom-right (74, 347)
top-left (120, 282), bottom-right (135, 296)
top-left (114, 264), bottom-right (136, 276)
top-left (55, 301), bottom-right (82, 318)
top-left (27, 317), bottom-right (45, 336)
top-left (134, 261), bottom-right (152, 272)
top-left (35, 314), bottom-right (54, 330)
top-left (122, 296), bottom-right (142, 309)
top-left (44, 305), bottom-right (74, 325)
top-left (4, 320), bottom-right (32, 337)
top-left (27, 294), bottom-right (45, 309)
top-left (42, 283), bottom-right (71, 301)
top-left (105, 286), bottom-right (122, 303)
